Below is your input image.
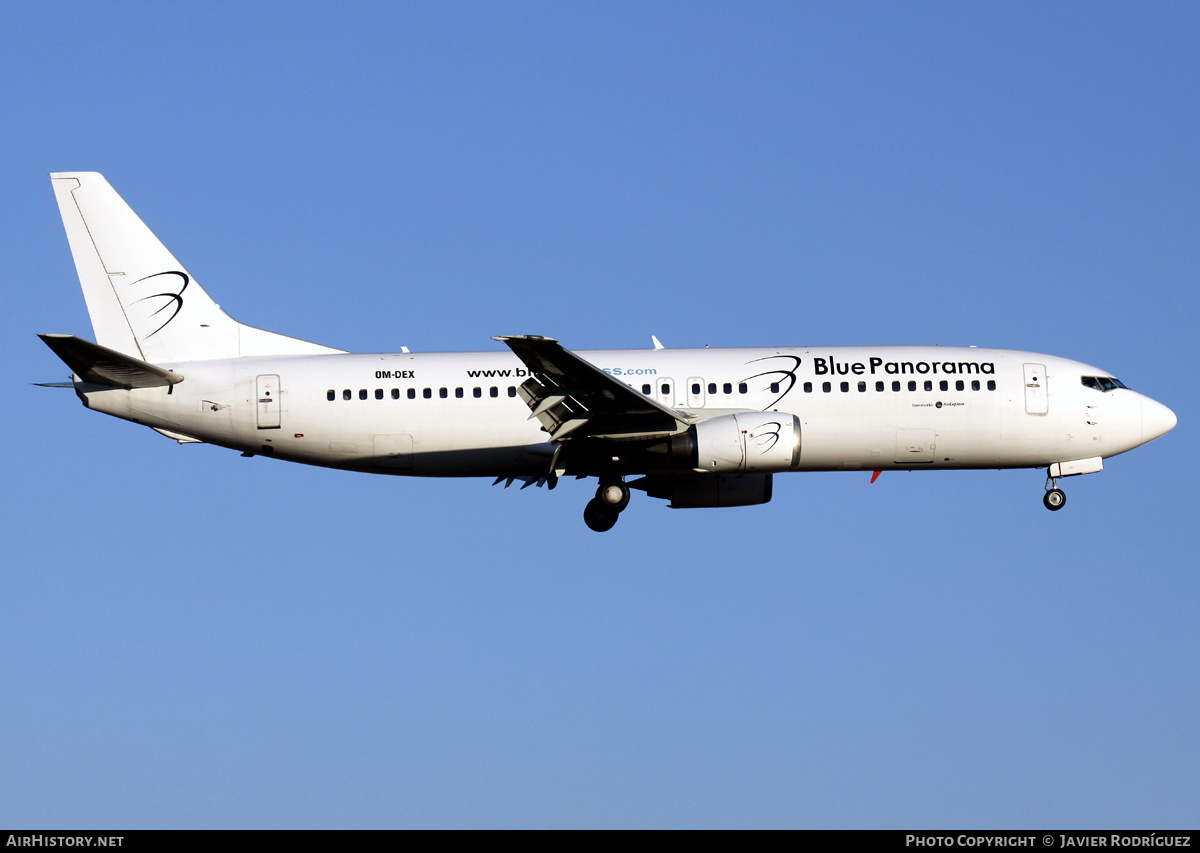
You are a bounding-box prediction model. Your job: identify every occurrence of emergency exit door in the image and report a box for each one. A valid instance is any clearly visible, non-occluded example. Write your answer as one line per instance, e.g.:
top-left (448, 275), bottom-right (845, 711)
top-left (656, 378), bottom-right (676, 407)
top-left (256, 374), bottom-right (281, 429)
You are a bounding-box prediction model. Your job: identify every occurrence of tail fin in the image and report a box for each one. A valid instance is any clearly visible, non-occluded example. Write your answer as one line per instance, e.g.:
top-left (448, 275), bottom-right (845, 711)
top-left (50, 172), bottom-right (343, 363)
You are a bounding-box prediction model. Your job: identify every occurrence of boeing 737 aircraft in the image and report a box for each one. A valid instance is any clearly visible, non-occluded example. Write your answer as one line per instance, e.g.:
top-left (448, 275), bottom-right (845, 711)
top-left (40, 172), bottom-right (1176, 531)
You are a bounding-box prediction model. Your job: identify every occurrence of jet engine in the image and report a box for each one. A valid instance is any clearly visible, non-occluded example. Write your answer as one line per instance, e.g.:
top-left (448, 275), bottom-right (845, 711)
top-left (644, 411), bottom-right (801, 475)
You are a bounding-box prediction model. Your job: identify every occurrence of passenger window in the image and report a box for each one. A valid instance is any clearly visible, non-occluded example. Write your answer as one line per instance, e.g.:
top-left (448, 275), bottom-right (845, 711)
top-left (987, 380), bottom-right (996, 391)
top-left (490, 386), bottom-right (499, 398)
top-left (840, 381), bottom-right (849, 392)
top-left (661, 383), bottom-right (670, 396)
top-left (876, 381), bottom-right (884, 392)
top-left (940, 380), bottom-right (948, 391)
top-left (391, 388), bottom-right (399, 399)
top-left (343, 389), bottom-right (351, 400)
top-left (971, 380), bottom-right (980, 391)
top-left (691, 383), bottom-right (701, 395)
top-left (359, 389), bottom-right (367, 400)
top-left (822, 382), bottom-right (831, 393)
top-left (723, 383), bottom-right (732, 394)
top-left (907, 381), bottom-right (916, 391)
top-left (804, 382), bottom-right (813, 393)
top-left (423, 388), bottom-right (432, 399)
top-left (327, 390), bottom-right (335, 401)
top-left (642, 384), bottom-right (652, 395)
top-left (738, 383), bottom-right (748, 394)
top-left (708, 383), bottom-right (717, 395)
top-left (858, 381), bottom-right (866, 392)
top-left (375, 389), bottom-right (383, 400)
top-left (455, 387), bottom-right (464, 398)
top-left (956, 380), bottom-right (964, 391)
top-left (439, 388), bottom-right (448, 399)
top-left (770, 382), bottom-right (780, 394)
top-left (473, 387), bottom-right (482, 398)
top-left (508, 386), bottom-right (517, 397)
top-left (408, 388), bottom-right (416, 399)
top-left (892, 381), bottom-right (901, 392)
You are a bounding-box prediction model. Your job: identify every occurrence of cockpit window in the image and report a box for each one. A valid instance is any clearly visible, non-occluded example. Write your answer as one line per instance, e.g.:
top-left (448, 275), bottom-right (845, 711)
top-left (1081, 376), bottom-right (1129, 392)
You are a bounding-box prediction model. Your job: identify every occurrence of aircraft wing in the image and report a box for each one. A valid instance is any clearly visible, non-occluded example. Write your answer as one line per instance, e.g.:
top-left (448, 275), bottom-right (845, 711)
top-left (494, 335), bottom-right (687, 441)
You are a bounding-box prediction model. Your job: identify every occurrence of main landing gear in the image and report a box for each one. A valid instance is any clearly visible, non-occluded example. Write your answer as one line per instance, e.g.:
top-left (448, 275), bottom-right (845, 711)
top-left (1043, 474), bottom-right (1067, 511)
top-left (583, 479), bottom-right (631, 532)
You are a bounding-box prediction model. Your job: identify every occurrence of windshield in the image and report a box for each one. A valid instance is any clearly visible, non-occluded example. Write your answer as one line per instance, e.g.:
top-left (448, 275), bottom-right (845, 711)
top-left (1081, 375), bottom-right (1129, 392)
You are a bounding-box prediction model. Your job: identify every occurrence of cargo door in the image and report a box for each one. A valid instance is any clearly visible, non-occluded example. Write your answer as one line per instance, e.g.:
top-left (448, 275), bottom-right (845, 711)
top-left (372, 434), bottom-right (413, 469)
top-left (895, 428), bottom-right (936, 463)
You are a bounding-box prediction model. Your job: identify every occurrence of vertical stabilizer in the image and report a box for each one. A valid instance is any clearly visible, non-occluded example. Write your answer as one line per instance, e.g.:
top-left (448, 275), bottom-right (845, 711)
top-left (50, 172), bottom-right (343, 363)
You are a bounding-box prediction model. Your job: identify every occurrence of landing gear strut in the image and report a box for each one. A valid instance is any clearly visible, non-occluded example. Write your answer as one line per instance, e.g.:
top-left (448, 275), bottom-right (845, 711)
top-left (584, 479), bottom-right (631, 532)
top-left (1043, 475), bottom-right (1066, 511)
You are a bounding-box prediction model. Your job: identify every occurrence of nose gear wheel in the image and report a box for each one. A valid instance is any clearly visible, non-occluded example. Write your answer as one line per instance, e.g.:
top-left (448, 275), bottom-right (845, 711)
top-left (1043, 488), bottom-right (1066, 511)
top-left (1043, 474), bottom-right (1066, 511)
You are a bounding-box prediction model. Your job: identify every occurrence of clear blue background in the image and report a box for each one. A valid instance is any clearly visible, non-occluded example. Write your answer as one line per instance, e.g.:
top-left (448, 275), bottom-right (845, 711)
top-left (2, 1), bottom-right (1196, 828)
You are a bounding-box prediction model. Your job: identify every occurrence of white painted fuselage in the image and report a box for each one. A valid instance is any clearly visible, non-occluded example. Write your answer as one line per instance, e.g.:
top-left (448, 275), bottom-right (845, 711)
top-left (77, 344), bottom-right (1175, 477)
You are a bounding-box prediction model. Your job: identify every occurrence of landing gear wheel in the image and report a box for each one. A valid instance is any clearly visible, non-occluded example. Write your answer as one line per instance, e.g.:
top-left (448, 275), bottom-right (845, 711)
top-left (596, 480), bottom-right (631, 512)
top-left (1043, 488), bottom-right (1066, 511)
top-left (584, 498), bottom-right (619, 532)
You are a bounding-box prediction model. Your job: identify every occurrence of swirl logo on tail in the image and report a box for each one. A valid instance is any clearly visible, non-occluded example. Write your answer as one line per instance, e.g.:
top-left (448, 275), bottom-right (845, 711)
top-left (129, 271), bottom-right (189, 338)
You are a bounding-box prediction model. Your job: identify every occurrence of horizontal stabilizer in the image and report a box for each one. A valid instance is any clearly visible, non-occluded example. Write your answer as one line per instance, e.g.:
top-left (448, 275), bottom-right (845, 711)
top-left (38, 334), bottom-right (183, 388)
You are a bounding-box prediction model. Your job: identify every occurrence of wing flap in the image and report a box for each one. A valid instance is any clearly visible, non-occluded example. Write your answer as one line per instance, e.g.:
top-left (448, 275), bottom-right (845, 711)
top-left (495, 335), bottom-right (685, 442)
top-left (38, 334), bottom-right (183, 388)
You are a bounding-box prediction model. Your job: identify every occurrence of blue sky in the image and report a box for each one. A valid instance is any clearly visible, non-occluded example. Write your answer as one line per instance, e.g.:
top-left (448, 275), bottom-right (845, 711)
top-left (2, 1), bottom-right (1197, 828)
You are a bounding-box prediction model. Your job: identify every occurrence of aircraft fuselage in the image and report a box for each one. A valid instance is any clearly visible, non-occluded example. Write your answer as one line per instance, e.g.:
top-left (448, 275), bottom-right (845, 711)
top-left (76, 344), bottom-right (1173, 478)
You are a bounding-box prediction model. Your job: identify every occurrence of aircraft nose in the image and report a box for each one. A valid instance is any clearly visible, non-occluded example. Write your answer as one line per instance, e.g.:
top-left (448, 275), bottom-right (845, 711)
top-left (1141, 395), bottom-right (1177, 444)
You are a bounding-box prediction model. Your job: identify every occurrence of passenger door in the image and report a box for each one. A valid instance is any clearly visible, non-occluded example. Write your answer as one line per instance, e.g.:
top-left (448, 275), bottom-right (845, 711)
top-left (1024, 363), bottom-right (1048, 415)
top-left (256, 374), bottom-right (281, 429)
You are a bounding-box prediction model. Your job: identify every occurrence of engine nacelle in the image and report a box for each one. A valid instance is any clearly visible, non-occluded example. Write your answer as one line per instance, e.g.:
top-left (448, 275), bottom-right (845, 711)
top-left (632, 473), bottom-right (774, 508)
top-left (690, 411), bottom-right (801, 474)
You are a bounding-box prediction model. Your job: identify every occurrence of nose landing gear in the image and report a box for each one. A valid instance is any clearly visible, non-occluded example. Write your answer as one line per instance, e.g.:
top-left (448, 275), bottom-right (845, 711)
top-left (584, 479), bottom-right (631, 532)
top-left (1043, 475), bottom-right (1067, 511)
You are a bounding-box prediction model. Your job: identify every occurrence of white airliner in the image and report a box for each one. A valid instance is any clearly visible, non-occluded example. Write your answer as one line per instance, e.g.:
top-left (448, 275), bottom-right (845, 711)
top-left (40, 172), bottom-right (1176, 531)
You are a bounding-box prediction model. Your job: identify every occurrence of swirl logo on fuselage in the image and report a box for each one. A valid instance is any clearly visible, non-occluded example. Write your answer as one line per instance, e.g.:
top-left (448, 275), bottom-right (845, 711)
top-left (129, 271), bottom-right (189, 338)
top-left (741, 355), bottom-right (802, 409)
